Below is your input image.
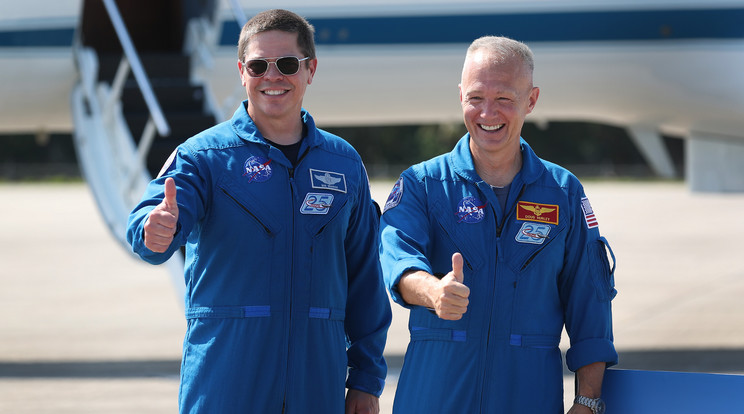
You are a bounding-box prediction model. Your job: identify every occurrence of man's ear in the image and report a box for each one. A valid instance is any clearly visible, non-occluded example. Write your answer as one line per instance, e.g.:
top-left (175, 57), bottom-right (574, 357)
top-left (237, 60), bottom-right (246, 86)
top-left (527, 86), bottom-right (540, 114)
top-left (306, 58), bottom-right (318, 85)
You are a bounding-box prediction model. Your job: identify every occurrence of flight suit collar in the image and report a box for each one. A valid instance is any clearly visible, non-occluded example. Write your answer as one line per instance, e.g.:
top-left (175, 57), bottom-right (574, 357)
top-left (450, 134), bottom-right (546, 186)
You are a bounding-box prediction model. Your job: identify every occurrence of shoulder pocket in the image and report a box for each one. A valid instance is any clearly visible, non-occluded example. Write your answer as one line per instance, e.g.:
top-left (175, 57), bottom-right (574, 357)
top-left (590, 236), bottom-right (617, 302)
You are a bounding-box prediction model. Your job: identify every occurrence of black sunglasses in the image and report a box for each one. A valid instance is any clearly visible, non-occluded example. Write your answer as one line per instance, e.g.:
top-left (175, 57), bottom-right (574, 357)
top-left (243, 56), bottom-right (310, 78)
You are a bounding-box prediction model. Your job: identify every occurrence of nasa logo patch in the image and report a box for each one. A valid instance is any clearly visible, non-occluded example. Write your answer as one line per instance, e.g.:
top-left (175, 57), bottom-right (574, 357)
top-left (243, 156), bottom-right (272, 183)
top-left (456, 196), bottom-right (486, 224)
top-left (300, 193), bottom-right (334, 215)
top-left (515, 222), bottom-right (552, 244)
top-left (383, 178), bottom-right (404, 213)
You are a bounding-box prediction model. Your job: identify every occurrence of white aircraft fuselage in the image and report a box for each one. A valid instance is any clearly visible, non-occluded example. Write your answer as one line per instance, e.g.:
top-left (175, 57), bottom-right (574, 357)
top-left (1, 0), bottom-right (743, 191)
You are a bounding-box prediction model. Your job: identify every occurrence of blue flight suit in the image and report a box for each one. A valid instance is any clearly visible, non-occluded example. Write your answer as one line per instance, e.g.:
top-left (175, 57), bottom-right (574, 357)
top-left (127, 102), bottom-right (391, 414)
top-left (380, 136), bottom-right (617, 413)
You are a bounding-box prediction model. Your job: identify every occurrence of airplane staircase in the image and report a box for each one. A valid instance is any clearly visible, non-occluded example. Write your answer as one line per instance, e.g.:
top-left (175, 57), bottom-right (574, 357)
top-left (71, 0), bottom-right (222, 300)
top-left (96, 52), bottom-right (217, 176)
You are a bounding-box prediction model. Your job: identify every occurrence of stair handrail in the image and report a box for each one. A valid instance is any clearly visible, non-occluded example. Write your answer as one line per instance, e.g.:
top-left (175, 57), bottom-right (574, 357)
top-left (101, 0), bottom-right (170, 137)
top-left (227, 0), bottom-right (248, 27)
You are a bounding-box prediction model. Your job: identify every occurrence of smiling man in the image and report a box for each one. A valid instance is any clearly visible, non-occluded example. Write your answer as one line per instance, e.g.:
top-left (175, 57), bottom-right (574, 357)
top-left (127, 9), bottom-right (391, 414)
top-left (379, 36), bottom-right (618, 413)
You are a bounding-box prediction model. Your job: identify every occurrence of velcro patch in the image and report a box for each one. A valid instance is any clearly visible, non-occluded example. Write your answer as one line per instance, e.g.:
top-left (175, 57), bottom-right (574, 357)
top-left (581, 197), bottom-right (599, 229)
top-left (515, 222), bottom-right (551, 244)
top-left (300, 193), bottom-right (334, 215)
top-left (310, 169), bottom-right (347, 193)
top-left (517, 201), bottom-right (559, 225)
top-left (456, 196), bottom-right (486, 224)
top-left (243, 156), bottom-right (272, 183)
top-left (383, 178), bottom-right (404, 213)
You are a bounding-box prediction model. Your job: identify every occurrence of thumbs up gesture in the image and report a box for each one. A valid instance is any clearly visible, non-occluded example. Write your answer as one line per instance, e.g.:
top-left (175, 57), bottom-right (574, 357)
top-left (432, 252), bottom-right (470, 320)
top-left (143, 177), bottom-right (179, 253)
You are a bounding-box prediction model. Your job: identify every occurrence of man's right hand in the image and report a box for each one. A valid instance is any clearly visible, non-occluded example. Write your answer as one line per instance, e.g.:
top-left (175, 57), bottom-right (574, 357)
top-left (430, 252), bottom-right (470, 320)
top-left (143, 177), bottom-right (179, 253)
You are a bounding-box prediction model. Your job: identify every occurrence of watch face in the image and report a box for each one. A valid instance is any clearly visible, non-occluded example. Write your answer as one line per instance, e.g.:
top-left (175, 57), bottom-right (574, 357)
top-left (596, 399), bottom-right (606, 414)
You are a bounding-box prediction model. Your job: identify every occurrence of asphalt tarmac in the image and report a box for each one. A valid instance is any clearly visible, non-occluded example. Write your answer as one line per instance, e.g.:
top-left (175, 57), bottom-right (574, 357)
top-left (2, 181), bottom-right (743, 413)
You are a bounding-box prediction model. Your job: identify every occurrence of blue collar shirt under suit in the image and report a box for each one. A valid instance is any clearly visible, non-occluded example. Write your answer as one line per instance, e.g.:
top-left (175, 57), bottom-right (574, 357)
top-left (127, 102), bottom-right (392, 413)
top-left (380, 136), bottom-right (618, 413)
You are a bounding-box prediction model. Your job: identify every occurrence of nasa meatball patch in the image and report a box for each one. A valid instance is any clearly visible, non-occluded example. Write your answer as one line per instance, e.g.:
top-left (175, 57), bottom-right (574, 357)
top-left (243, 156), bottom-right (272, 183)
top-left (456, 196), bottom-right (486, 224)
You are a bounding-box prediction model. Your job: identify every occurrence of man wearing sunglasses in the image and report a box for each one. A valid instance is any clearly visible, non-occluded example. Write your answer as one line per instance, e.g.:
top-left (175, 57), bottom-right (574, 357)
top-left (379, 36), bottom-right (617, 413)
top-left (127, 9), bottom-right (391, 414)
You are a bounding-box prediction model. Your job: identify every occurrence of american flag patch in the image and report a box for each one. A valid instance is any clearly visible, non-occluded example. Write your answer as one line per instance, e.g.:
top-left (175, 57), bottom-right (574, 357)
top-left (581, 197), bottom-right (599, 229)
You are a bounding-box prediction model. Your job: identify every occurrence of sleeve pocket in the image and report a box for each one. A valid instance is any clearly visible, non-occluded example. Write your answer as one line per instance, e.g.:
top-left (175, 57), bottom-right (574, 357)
top-left (589, 236), bottom-right (617, 302)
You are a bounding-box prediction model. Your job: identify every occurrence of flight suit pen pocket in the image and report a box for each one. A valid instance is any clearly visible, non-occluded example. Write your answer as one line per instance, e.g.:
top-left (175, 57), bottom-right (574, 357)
top-left (589, 236), bottom-right (617, 302)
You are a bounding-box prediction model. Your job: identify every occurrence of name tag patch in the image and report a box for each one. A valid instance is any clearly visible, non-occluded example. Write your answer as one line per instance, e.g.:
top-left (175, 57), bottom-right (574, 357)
top-left (515, 222), bottom-right (551, 244)
top-left (517, 201), bottom-right (559, 225)
top-left (301, 193), bottom-right (334, 215)
top-left (310, 169), bottom-right (347, 193)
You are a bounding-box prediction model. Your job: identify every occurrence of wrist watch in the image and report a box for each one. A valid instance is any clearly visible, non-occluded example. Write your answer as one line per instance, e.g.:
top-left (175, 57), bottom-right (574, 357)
top-left (574, 395), bottom-right (606, 414)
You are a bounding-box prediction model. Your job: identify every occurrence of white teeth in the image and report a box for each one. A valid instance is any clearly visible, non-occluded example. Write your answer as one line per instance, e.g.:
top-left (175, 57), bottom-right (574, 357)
top-left (264, 90), bottom-right (286, 96)
top-left (480, 124), bottom-right (503, 131)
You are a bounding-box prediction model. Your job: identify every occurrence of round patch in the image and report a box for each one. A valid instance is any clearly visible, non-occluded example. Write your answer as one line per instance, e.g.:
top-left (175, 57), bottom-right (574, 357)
top-left (456, 196), bottom-right (486, 224)
top-left (243, 156), bottom-right (272, 183)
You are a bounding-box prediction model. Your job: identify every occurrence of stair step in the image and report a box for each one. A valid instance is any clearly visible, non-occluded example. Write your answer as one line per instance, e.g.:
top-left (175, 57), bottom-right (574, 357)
top-left (121, 82), bottom-right (206, 113)
top-left (127, 111), bottom-right (216, 142)
top-left (97, 52), bottom-right (191, 82)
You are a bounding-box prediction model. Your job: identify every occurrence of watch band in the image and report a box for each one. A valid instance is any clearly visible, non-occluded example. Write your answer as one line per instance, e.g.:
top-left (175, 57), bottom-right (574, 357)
top-left (574, 395), bottom-right (605, 414)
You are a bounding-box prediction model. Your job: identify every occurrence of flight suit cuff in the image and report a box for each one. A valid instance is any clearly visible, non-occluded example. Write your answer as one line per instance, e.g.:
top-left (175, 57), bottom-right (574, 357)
top-left (566, 338), bottom-right (618, 372)
top-left (388, 261), bottom-right (431, 309)
top-left (346, 368), bottom-right (385, 398)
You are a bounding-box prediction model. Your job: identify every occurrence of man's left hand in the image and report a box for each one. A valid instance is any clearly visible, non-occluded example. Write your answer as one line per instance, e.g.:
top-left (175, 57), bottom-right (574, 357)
top-left (345, 389), bottom-right (380, 414)
top-left (567, 403), bottom-right (593, 414)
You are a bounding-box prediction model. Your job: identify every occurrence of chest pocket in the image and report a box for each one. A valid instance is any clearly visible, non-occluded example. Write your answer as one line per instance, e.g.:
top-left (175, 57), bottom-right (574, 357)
top-left (306, 192), bottom-right (355, 310)
top-left (216, 174), bottom-right (281, 236)
top-left (302, 192), bottom-right (352, 238)
top-left (405, 197), bottom-right (487, 338)
top-left (510, 226), bottom-right (566, 273)
top-left (505, 217), bottom-right (567, 275)
top-left (429, 198), bottom-right (486, 275)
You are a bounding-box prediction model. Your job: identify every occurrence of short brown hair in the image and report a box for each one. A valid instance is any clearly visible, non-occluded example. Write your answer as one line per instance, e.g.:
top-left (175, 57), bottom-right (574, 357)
top-left (237, 9), bottom-right (316, 63)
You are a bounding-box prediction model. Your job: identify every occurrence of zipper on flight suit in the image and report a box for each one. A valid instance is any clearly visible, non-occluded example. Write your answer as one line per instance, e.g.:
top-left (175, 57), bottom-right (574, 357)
top-left (479, 206), bottom-right (501, 412)
top-left (284, 166), bottom-right (297, 411)
top-left (479, 184), bottom-right (524, 411)
top-left (282, 147), bottom-right (310, 411)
